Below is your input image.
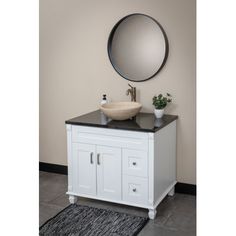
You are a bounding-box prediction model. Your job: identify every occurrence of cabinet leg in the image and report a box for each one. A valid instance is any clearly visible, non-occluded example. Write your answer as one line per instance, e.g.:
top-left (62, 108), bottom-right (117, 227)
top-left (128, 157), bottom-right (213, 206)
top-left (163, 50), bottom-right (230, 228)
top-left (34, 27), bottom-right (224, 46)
top-left (69, 195), bottom-right (78, 204)
top-left (168, 186), bottom-right (175, 196)
top-left (148, 209), bottom-right (157, 220)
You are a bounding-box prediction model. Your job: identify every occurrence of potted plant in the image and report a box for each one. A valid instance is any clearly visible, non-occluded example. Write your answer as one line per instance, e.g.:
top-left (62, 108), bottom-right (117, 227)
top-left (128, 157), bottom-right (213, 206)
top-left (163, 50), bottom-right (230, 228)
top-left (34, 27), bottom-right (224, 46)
top-left (152, 93), bottom-right (172, 118)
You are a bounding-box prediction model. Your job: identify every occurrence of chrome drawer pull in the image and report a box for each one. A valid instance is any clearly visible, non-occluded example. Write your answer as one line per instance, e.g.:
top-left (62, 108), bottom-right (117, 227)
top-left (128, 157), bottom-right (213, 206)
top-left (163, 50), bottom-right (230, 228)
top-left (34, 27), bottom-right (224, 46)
top-left (132, 188), bottom-right (137, 192)
top-left (132, 162), bottom-right (137, 166)
top-left (90, 152), bottom-right (93, 164)
top-left (97, 153), bottom-right (100, 165)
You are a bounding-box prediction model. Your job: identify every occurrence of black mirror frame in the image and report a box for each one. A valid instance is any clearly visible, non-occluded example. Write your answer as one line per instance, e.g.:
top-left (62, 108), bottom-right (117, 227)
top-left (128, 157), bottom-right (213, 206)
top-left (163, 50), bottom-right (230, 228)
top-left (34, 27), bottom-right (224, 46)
top-left (107, 13), bottom-right (169, 82)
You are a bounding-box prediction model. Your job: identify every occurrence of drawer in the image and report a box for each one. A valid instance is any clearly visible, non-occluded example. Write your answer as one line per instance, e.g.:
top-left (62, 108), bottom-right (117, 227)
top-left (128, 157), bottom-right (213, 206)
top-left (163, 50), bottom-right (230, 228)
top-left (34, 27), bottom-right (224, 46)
top-left (71, 126), bottom-right (148, 151)
top-left (123, 176), bottom-right (148, 205)
top-left (123, 149), bottom-right (148, 177)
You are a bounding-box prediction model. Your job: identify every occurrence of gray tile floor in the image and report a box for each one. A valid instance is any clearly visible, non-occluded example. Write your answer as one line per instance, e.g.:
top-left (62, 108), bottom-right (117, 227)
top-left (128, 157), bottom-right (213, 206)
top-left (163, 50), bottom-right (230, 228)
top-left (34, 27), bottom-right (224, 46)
top-left (40, 171), bottom-right (196, 235)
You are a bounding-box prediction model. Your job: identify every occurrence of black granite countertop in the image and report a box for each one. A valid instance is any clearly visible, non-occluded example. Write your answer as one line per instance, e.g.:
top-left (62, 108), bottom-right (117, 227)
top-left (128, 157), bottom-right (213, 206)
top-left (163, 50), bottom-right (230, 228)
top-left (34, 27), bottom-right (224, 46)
top-left (65, 110), bottom-right (178, 133)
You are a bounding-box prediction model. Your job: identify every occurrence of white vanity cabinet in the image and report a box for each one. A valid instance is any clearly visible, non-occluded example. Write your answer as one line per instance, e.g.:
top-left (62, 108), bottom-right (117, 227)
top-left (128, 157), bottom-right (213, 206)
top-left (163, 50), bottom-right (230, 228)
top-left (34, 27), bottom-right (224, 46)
top-left (66, 114), bottom-right (177, 220)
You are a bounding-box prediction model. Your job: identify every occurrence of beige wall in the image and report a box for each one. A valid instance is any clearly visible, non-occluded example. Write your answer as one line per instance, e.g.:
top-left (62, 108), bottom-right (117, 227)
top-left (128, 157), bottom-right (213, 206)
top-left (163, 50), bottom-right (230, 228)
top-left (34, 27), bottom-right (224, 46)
top-left (40, 0), bottom-right (196, 184)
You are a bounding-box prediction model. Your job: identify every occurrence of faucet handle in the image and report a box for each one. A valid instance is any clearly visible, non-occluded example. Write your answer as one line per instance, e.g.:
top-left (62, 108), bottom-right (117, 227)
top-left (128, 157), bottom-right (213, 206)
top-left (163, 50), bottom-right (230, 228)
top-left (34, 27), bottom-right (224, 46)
top-left (128, 83), bottom-right (134, 89)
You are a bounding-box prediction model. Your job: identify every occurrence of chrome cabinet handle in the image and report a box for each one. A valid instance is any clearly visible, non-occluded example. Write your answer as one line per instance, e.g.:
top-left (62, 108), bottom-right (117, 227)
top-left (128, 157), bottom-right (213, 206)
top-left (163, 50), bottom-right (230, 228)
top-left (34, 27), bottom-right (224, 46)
top-left (132, 162), bottom-right (137, 166)
top-left (90, 152), bottom-right (93, 164)
top-left (97, 153), bottom-right (100, 165)
top-left (132, 188), bottom-right (137, 192)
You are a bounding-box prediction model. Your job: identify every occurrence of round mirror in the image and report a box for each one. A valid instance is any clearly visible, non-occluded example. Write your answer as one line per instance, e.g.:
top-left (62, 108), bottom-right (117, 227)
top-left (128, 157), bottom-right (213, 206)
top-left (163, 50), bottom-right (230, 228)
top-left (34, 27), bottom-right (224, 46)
top-left (108, 14), bottom-right (168, 82)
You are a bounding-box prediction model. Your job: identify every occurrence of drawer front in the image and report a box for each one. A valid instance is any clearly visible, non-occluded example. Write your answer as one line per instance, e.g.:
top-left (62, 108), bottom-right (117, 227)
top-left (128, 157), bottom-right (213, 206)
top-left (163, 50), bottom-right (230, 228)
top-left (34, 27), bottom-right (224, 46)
top-left (72, 126), bottom-right (149, 151)
top-left (123, 176), bottom-right (148, 205)
top-left (123, 149), bottom-right (148, 177)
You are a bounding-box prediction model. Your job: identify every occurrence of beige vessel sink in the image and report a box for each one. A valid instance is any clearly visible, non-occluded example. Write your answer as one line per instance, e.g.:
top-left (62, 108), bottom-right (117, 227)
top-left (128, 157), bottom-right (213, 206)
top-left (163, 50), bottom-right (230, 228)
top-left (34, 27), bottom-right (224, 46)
top-left (100, 102), bottom-right (142, 121)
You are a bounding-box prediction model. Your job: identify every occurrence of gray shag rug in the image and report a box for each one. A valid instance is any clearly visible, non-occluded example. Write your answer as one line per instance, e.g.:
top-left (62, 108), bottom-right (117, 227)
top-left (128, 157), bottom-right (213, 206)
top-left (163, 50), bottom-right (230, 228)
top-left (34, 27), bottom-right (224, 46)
top-left (39, 204), bottom-right (148, 236)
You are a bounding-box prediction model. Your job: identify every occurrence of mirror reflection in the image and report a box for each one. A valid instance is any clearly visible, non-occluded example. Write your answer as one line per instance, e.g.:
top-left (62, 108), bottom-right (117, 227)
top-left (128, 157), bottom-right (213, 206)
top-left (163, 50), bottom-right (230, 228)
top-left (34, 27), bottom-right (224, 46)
top-left (108, 14), bottom-right (168, 82)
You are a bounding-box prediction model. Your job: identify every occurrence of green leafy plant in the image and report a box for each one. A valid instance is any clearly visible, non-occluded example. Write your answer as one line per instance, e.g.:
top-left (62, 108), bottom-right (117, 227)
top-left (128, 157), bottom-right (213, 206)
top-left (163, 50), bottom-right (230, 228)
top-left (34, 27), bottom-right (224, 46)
top-left (152, 93), bottom-right (172, 109)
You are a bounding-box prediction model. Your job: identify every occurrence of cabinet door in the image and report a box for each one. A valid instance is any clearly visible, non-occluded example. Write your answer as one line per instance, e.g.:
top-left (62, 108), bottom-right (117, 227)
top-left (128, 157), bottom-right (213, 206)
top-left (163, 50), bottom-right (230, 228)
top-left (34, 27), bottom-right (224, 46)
top-left (96, 146), bottom-right (121, 200)
top-left (72, 143), bottom-right (96, 196)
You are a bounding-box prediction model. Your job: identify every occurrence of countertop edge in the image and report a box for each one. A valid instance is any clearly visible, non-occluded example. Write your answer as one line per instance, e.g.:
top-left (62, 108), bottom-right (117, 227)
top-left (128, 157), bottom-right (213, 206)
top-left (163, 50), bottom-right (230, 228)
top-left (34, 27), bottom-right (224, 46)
top-left (65, 115), bottom-right (178, 133)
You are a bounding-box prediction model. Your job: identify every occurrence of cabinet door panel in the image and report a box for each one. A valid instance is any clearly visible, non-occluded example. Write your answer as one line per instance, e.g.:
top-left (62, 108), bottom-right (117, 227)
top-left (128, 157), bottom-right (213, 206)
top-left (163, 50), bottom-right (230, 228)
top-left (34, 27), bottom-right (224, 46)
top-left (97, 146), bottom-right (121, 200)
top-left (72, 143), bottom-right (96, 196)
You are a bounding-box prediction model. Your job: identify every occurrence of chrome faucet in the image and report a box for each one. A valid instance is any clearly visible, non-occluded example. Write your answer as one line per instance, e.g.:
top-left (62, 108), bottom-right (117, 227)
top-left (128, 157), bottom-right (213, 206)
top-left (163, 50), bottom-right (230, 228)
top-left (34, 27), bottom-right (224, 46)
top-left (126, 84), bottom-right (136, 102)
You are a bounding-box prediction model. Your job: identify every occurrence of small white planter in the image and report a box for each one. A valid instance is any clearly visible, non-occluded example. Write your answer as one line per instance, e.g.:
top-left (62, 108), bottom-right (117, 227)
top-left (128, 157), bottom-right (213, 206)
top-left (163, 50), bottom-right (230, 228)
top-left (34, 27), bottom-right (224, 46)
top-left (154, 109), bottom-right (164, 119)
